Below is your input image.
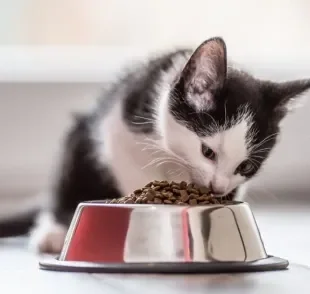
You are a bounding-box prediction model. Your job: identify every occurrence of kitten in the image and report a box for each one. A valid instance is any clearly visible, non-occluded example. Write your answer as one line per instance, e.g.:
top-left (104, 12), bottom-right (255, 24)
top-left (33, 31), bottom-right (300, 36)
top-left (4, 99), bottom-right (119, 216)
top-left (28, 37), bottom-right (310, 253)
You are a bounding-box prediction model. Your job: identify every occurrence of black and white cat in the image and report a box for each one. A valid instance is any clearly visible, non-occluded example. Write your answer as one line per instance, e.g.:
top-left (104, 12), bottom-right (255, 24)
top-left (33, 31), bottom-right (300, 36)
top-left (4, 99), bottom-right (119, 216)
top-left (27, 37), bottom-right (310, 253)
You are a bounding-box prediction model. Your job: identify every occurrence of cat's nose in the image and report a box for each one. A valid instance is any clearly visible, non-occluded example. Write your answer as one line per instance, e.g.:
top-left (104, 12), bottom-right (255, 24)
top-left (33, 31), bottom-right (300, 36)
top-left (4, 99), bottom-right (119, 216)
top-left (210, 181), bottom-right (227, 195)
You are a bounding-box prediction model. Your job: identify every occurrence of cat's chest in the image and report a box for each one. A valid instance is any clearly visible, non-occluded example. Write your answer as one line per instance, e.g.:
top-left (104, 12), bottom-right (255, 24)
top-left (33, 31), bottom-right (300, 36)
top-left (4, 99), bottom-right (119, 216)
top-left (97, 103), bottom-right (190, 195)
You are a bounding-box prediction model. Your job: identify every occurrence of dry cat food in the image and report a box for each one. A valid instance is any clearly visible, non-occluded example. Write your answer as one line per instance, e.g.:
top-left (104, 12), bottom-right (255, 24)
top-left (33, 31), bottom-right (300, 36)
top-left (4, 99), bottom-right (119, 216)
top-left (105, 180), bottom-right (233, 205)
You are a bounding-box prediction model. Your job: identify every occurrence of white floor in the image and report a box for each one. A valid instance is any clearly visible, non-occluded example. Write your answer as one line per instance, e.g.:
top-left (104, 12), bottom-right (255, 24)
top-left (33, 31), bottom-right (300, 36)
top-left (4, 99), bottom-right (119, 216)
top-left (250, 202), bottom-right (310, 266)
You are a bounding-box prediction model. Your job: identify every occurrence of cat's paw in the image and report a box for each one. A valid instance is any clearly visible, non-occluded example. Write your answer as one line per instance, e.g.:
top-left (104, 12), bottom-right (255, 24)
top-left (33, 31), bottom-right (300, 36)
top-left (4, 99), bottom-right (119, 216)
top-left (29, 223), bottom-right (67, 254)
top-left (28, 212), bottom-right (67, 254)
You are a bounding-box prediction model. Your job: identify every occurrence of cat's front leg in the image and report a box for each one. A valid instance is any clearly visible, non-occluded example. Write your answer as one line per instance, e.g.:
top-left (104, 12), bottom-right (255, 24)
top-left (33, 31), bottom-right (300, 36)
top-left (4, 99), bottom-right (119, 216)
top-left (28, 115), bottom-right (122, 253)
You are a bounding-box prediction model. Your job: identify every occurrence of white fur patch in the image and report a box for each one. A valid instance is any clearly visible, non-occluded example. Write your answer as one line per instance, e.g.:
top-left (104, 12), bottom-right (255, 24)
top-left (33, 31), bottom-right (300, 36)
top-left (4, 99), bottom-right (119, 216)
top-left (97, 98), bottom-right (192, 197)
top-left (202, 118), bottom-right (250, 194)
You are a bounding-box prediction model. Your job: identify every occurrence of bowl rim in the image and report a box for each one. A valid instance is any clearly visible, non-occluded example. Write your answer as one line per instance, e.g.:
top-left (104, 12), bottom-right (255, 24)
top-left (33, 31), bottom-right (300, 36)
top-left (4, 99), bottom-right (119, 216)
top-left (79, 200), bottom-right (247, 208)
top-left (39, 255), bottom-right (289, 274)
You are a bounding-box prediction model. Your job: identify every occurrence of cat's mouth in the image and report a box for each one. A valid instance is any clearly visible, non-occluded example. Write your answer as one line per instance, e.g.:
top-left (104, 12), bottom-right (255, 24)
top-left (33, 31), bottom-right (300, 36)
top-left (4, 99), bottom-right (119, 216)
top-left (197, 186), bottom-right (236, 200)
top-left (218, 189), bottom-right (237, 201)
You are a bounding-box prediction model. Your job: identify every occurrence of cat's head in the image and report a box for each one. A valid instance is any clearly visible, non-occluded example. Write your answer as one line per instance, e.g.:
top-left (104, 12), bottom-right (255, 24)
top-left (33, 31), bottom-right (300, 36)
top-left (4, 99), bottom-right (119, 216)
top-left (160, 37), bottom-right (310, 196)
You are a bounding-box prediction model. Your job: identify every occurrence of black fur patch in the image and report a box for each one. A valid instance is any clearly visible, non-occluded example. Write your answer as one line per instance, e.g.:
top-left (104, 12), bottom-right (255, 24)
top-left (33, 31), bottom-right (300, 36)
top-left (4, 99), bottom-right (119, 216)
top-left (121, 50), bottom-right (191, 133)
top-left (51, 114), bottom-right (122, 225)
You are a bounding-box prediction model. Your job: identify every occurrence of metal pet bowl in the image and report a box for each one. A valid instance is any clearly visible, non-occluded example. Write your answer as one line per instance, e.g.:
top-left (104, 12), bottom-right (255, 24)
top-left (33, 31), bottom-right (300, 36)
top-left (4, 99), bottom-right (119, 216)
top-left (39, 201), bottom-right (289, 273)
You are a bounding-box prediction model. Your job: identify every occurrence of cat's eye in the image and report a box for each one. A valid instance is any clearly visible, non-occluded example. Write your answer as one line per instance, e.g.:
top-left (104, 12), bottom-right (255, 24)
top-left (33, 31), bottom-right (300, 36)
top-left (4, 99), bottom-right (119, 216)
top-left (201, 144), bottom-right (216, 160)
top-left (236, 160), bottom-right (254, 176)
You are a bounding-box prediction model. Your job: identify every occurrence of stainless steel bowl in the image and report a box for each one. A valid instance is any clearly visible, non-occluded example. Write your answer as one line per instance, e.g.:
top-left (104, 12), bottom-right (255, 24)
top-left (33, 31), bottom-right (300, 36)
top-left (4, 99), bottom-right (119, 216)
top-left (39, 201), bottom-right (289, 273)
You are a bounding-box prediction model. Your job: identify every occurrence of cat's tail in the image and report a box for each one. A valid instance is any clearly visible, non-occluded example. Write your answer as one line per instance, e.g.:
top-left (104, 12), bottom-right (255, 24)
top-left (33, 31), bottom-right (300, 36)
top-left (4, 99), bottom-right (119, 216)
top-left (0, 193), bottom-right (43, 237)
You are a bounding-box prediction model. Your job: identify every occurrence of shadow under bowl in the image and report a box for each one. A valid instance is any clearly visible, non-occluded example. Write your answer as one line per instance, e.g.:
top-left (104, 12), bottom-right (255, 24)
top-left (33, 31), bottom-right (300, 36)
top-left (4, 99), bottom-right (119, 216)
top-left (39, 201), bottom-right (289, 273)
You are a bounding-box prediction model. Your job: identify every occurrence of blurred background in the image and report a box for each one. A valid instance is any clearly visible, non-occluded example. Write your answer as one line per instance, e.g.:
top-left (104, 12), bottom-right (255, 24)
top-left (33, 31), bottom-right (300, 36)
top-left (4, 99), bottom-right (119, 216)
top-left (1, 0), bottom-right (310, 222)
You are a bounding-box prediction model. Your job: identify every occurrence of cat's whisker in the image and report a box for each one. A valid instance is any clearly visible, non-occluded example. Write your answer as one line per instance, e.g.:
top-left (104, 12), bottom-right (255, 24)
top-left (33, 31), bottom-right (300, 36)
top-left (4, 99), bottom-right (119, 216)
top-left (166, 168), bottom-right (175, 175)
top-left (251, 148), bottom-right (273, 154)
top-left (141, 138), bottom-right (165, 149)
top-left (251, 133), bottom-right (279, 151)
top-left (223, 100), bottom-right (228, 131)
top-left (252, 146), bottom-right (274, 152)
top-left (133, 115), bottom-right (155, 122)
top-left (150, 150), bottom-right (165, 156)
top-left (250, 157), bottom-right (260, 165)
top-left (157, 161), bottom-right (187, 171)
top-left (248, 158), bottom-right (259, 169)
top-left (254, 147), bottom-right (273, 151)
top-left (136, 141), bottom-right (161, 148)
top-left (155, 160), bottom-right (187, 169)
top-left (175, 170), bottom-right (185, 178)
top-left (137, 141), bottom-right (167, 153)
top-left (143, 156), bottom-right (173, 166)
top-left (251, 155), bottom-right (266, 160)
top-left (138, 138), bottom-right (189, 167)
top-left (142, 155), bottom-right (188, 170)
top-left (131, 121), bottom-right (153, 125)
top-left (138, 144), bottom-right (164, 153)
top-left (167, 167), bottom-right (183, 176)
top-left (139, 145), bottom-right (162, 153)
top-left (252, 137), bottom-right (277, 151)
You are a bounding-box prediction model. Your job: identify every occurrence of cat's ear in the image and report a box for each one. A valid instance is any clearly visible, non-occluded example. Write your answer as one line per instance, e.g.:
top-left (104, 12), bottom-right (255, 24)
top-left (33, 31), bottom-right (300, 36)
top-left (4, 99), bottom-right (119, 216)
top-left (180, 37), bottom-right (227, 111)
top-left (261, 79), bottom-right (310, 120)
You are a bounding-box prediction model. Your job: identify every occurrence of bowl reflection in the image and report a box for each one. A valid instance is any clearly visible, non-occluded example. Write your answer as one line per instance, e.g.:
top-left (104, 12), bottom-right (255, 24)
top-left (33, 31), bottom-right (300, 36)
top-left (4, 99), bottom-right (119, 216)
top-left (58, 201), bottom-right (267, 263)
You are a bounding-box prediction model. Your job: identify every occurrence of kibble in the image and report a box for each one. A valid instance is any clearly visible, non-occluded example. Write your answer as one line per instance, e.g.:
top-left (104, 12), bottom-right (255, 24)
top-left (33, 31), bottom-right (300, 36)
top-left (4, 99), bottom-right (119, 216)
top-left (104, 180), bottom-right (234, 205)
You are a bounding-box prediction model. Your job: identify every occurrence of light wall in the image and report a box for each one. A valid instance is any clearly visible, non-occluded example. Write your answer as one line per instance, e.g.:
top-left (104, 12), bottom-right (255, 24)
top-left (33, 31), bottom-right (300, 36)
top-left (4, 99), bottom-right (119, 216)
top-left (1, 0), bottom-right (310, 59)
